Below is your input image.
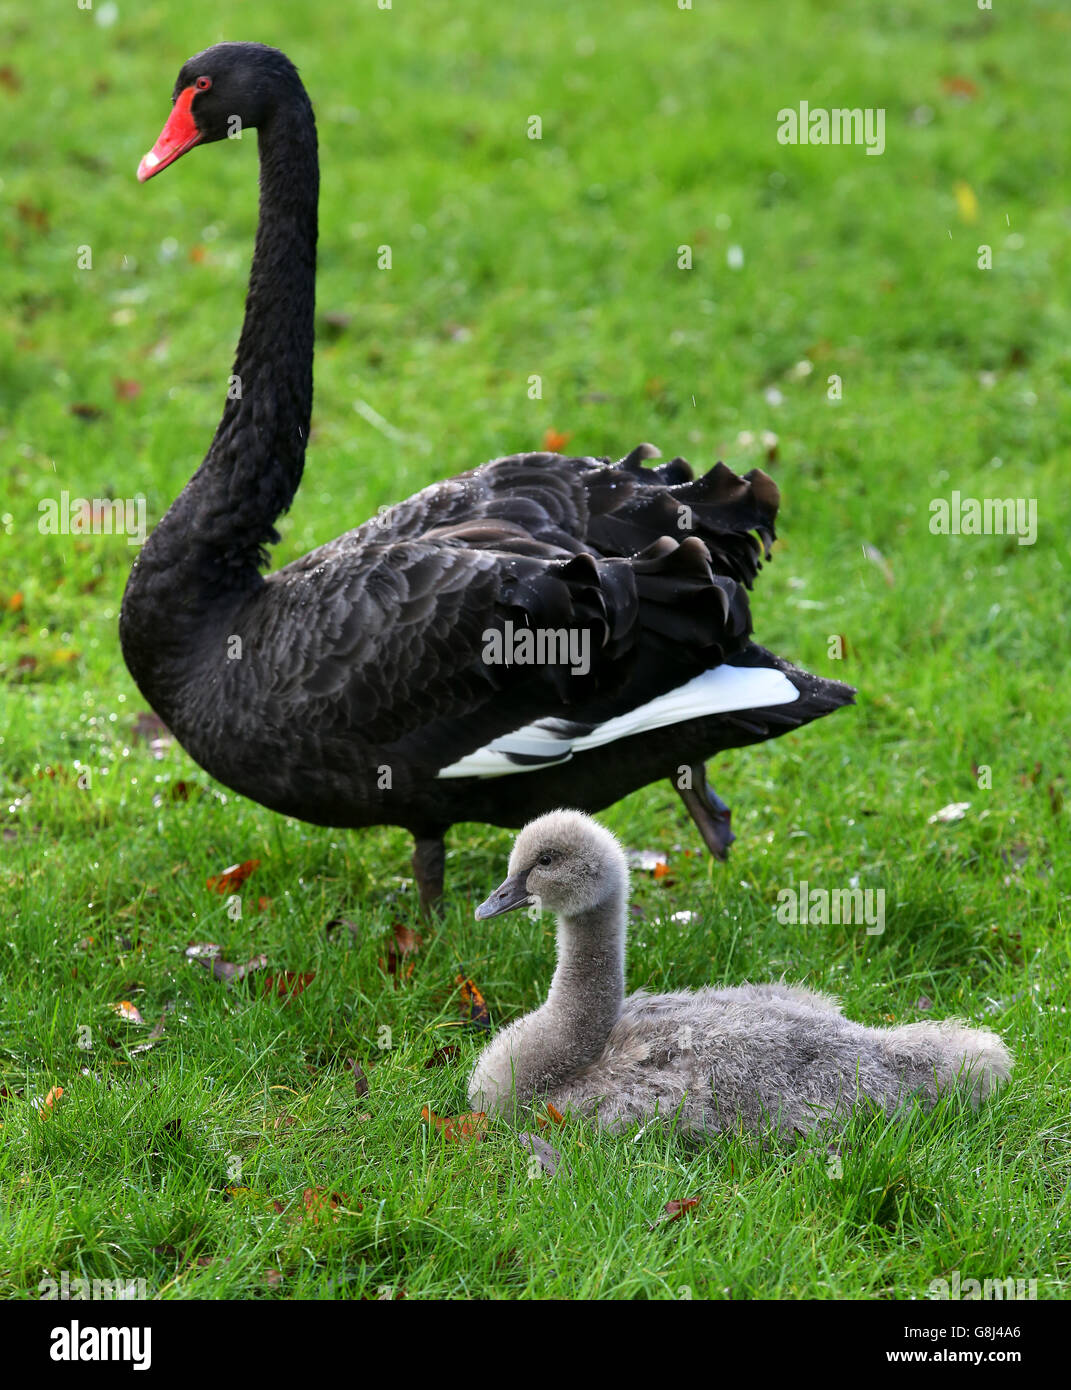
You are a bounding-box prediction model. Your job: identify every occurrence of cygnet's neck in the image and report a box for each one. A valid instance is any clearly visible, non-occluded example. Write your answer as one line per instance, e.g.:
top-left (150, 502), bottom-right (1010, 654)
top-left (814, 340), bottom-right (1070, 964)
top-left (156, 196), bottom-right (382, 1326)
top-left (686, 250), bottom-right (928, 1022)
top-left (468, 867), bottom-right (629, 1116)
top-left (543, 892), bottom-right (627, 1060)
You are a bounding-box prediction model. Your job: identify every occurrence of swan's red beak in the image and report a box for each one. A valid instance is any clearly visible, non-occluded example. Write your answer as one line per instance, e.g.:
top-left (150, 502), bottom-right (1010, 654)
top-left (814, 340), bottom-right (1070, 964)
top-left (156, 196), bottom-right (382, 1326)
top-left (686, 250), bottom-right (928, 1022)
top-left (137, 86), bottom-right (202, 182)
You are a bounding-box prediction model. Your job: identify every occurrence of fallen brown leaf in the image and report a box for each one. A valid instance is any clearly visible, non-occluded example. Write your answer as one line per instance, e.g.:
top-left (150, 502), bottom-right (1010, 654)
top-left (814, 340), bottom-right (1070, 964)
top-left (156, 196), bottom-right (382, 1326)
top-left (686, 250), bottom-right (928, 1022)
top-left (345, 1057), bottom-right (370, 1097)
top-left (422, 1106), bottom-right (487, 1142)
top-left (380, 921), bottom-right (423, 979)
top-left (110, 1000), bottom-right (144, 1024)
top-left (206, 859), bottom-right (260, 893)
top-left (424, 1044), bottom-right (461, 1069)
top-left (262, 970), bottom-right (315, 1002)
top-left (16, 199), bottom-right (49, 232)
top-left (39, 1085), bottom-right (64, 1119)
top-left (457, 975), bottom-right (491, 1030)
top-left (649, 1195), bottom-right (701, 1229)
top-left (301, 1187), bottom-right (347, 1224)
top-left (941, 75), bottom-right (979, 99)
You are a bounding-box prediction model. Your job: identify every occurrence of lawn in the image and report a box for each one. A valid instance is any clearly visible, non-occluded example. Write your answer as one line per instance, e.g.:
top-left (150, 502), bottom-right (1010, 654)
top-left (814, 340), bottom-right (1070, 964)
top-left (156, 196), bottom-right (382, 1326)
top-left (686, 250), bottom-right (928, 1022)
top-left (1, 0), bottom-right (1068, 1300)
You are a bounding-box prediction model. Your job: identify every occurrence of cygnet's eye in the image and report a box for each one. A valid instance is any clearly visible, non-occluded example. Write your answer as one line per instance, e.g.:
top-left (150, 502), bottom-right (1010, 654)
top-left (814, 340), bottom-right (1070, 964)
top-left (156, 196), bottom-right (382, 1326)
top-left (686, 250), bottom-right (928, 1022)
top-left (537, 852), bottom-right (553, 867)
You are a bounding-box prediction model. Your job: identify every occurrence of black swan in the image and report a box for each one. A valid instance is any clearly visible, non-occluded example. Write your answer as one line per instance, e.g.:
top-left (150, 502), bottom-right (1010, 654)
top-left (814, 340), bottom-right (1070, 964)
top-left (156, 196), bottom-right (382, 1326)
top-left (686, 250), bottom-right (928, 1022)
top-left (469, 811), bottom-right (1012, 1135)
top-left (122, 42), bottom-right (854, 912)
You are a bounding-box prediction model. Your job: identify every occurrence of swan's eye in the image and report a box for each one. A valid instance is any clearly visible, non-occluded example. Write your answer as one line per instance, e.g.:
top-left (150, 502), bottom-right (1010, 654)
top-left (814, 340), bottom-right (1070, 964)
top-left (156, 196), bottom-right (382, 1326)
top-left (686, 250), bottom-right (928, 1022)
top-left (537, 853), bottom-right (553, 867)
top-left (195, 76), bottom-right (212, 91)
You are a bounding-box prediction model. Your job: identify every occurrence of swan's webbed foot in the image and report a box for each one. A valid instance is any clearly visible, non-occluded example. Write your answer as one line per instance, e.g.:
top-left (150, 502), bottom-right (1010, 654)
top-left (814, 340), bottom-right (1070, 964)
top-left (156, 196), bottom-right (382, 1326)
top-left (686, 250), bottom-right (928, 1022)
top-left (675, 763), bottom-right (735, 860)
top-left (412, 833), bottom-right (446, 919)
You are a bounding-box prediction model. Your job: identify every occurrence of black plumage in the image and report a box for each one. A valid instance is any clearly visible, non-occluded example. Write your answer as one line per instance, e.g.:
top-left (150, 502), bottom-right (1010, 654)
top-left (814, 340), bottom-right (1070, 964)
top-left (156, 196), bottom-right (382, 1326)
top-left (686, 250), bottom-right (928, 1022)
top-left (121, 43), bottom-right (854, 910)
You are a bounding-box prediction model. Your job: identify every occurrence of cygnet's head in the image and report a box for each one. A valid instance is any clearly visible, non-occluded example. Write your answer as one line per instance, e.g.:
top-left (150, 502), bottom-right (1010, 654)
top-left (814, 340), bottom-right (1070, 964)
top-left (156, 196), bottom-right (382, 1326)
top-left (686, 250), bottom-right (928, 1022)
top-left (475, 810), bottom-right (629, 920)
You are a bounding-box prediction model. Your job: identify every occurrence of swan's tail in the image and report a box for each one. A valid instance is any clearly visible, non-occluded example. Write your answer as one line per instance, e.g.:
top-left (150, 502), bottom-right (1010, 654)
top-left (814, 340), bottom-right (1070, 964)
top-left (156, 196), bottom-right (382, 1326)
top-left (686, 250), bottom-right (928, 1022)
top-left (881, 1018), bottom-right (1012, 1107)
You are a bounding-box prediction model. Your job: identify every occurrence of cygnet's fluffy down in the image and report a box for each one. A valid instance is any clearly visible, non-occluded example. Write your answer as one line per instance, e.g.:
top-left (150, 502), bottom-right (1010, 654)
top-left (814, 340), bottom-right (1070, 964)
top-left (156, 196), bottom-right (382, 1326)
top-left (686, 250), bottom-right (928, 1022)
top-left (468, 810), bottom-right (1011, 1138)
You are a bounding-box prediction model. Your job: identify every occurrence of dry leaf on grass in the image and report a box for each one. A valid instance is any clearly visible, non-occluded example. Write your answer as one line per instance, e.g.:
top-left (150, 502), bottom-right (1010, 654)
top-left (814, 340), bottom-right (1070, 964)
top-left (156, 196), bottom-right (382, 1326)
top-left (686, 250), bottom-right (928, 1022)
top-left (456, 975), bottom-right (491, 1030)
top-left (380, 922), bottom-right (422, 979)
top-left (110, 1000), bottom-right (144, 1024)
top-left (301, 1187), bottom-right (347, 1224)
top-left (262, 971), bottom-right (315, 1002)
top-left (39, 1086), bottom-right (64, 1119)
top-left (941, 75), bottom-right (979, 100)
top-left (345, 1057), bottom-right (370, 1097)
top-left (424, 1044), bottom-right (461, 1068)
top-left (421, 1106), bottom-right (487, 1142)
top-left (206, 859), bottom-right (260, 893)
top-left (649, 1195), bottom-right (702, 1229)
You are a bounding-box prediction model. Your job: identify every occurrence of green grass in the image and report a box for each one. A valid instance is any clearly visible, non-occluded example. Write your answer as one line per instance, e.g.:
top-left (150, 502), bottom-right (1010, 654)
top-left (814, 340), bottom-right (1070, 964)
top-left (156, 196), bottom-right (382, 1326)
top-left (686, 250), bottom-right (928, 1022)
top-left (1, 0), bottom-right (1069, 1299)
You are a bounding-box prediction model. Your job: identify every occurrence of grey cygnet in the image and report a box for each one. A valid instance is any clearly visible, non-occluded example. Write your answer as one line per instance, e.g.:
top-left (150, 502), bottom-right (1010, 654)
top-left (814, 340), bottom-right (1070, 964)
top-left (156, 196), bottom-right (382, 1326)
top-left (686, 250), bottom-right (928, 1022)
top-left (469, 810), bottom-right (1012, 1137)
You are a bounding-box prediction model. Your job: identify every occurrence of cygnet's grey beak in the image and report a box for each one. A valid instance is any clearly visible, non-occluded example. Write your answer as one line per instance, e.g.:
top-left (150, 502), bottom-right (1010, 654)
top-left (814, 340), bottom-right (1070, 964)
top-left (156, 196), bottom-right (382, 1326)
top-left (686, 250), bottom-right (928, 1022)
top-left (475, 871), bottom-right (532, 920)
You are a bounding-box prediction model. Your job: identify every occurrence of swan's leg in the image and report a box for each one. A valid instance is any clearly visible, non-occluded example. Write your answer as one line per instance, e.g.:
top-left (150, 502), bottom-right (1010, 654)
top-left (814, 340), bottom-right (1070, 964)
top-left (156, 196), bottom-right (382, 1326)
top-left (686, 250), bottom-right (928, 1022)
top-left (675, 762), bottom-right (735, 859)
top-left (412, 833), bottom-right (446, 918)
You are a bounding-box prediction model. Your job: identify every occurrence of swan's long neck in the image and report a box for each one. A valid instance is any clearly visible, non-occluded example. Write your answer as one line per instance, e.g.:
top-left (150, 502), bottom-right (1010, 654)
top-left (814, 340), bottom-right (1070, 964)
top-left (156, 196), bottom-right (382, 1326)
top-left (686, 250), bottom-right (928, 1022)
top-left (497, 895), bottom-right (627, 1106)
top-left (120, 90), bottom-right (318, 701)
top-left (201, 103), bottom-right (319, 567)
top-left (546, 902), bottom-right (627, 1053)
